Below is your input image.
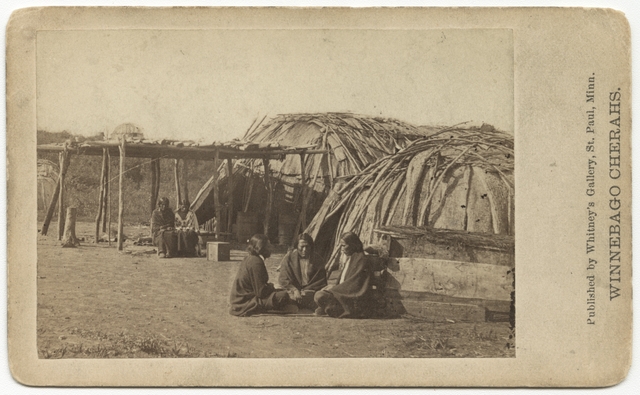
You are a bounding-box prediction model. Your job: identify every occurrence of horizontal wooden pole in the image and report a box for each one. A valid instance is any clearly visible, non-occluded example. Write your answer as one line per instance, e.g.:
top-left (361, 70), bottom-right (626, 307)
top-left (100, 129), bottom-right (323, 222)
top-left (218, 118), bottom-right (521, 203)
top-left (37, 143), bottom-right (328, 160)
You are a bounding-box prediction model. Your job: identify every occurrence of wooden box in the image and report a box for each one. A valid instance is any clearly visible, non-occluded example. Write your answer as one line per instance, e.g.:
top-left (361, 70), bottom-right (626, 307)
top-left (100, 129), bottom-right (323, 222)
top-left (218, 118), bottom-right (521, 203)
top-left (207, 242), bottom-right (230, 262)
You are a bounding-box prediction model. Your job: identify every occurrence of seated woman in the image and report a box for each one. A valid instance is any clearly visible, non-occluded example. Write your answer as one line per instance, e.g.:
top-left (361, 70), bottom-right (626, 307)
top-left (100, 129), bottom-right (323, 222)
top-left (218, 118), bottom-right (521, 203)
top-left (229, 234), bottom-right (293, 317)
top-left (314, 232), bottom-right (373, 318)
top-left (174, 199), bottom-right (199, 257)
top-left (150, 197), bottom-right (178, 258)
top-left (278, 233), bottom-right (327, 310)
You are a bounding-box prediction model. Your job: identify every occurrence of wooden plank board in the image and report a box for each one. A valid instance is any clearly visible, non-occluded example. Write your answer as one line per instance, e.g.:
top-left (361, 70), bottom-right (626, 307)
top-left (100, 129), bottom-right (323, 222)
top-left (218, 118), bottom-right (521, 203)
top-left (391, 236), bottom-right (515, 266)
top-left (386, 257), bottom-right (513, 301)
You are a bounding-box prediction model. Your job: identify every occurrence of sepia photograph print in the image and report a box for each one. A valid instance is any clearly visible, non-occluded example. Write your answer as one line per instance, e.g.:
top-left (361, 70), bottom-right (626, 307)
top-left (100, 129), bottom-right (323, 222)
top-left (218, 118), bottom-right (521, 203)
top-left (34, 27), bottom-right (515, 359)
top-left (7, 7), bottom-right (631, 387)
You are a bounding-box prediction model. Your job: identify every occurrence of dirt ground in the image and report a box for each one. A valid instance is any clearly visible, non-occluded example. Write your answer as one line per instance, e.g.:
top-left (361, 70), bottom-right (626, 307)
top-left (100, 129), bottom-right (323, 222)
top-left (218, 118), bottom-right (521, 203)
top-left (37, 221), bottom-right (514, 358)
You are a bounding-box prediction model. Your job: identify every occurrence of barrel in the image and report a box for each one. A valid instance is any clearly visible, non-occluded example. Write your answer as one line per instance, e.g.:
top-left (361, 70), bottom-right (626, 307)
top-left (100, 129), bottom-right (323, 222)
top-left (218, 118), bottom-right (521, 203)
top-left (278, 212), bottom-right (298, 245)
top-left (236, 211), bottom-right (258, 244)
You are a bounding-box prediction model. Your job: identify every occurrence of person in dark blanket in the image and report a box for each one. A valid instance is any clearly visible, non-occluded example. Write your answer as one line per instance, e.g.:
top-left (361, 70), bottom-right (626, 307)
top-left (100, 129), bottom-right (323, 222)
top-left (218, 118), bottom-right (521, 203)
top-left (150, 197), bottom-right (178, 258)
top-left (229, 234), bottom-right (294, 317)
top-left (278, 233), bottom-right (327, 310)
top-left (314, 232), bottom-right (373, 318)
top-left (174, 199), bottom-right (199, 257)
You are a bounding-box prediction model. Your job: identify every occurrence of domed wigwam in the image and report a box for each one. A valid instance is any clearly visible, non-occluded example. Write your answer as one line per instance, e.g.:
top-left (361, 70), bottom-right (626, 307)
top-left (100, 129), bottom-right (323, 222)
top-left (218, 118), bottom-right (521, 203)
top-left (190, 112), bottom-right (436, 245)
top-left (304, 123), bottom-right (514, 324)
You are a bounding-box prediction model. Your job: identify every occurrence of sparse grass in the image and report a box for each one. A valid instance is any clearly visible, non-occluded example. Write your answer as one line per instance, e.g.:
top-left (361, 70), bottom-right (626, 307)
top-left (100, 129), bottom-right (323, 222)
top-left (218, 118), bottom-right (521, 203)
top-left (39, 328), bottom-right (237, 359)
top-left (400, 334), bottom-right (456, 356)
top-left (427, 337), bottom-right (454, 352)
top-left (468, 325), bottom-right (499, 341)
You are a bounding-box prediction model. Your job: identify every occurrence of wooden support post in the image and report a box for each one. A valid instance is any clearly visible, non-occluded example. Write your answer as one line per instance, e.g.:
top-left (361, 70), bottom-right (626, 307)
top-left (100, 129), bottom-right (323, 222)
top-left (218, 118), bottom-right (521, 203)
top-left (154, 159), bottom-right (161, 208)
top-left (182, 159), bottom-right (189, 203)
top-left (323, 135), bottom-right (334, 188)
top-left (117, 139), bottom-right (126, 251)
top-left (41, 161), bottom-right (65, 236)
top-left (262, 158), bottom-right (273, 241)
top-left (293, 153), bottom-right (307, 238)
top-left (39, 181), bottom-right (46, 211)
top-left (227, 158), bottom-right (234, 233)
top-left (243, 178), bottom-right (254, 213)
top-left (174, 159), bottom-right (182, 206)
top-left (107, 150), bottom-right (112, 246)
top-left (298, 155), bottom-right (322, 240)
top-left (57, 150), bottom-right (68, 240)
top-left (325, 151), bottom-right (334, 189)
top-left (62, 207), bottom-right (80, 248)
top-left (95, 149), bottom-right (107, 243)
top-left (150, 158), bottom-right (158, 213)
top-left (101, 149), bottom-right (110, 233)
top-left (212, 149), bottom-right (221, 240)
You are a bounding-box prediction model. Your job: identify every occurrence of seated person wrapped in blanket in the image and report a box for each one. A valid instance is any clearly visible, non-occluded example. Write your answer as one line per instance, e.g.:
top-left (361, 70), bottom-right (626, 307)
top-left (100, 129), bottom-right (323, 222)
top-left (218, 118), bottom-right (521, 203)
top-left (229, 234), bottom-right (296, 317)
top-left (314, 232), bottom-right (374, 318)
top-left (150, 197), bottom-right (178, 258)
top-left (174, 198), bottom-right (199, 257)
top-left (278, 233), bottom-right (327, 310)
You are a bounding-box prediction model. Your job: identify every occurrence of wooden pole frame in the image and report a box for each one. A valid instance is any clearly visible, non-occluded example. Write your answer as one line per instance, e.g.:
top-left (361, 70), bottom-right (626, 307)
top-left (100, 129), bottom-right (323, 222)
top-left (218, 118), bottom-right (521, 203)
top-left (57, 149), bottom-right (68, 240)
top-left (174, 159), bottom-right (182, 207)
top-left (150, 158), bottom-right (157, 214)
top-left (212, 149), bottom-right (221, 240)
top-left (95, 149), bottom-right (107, 243)
top-left (149, 158), bottom-right (161, 215)
top-left (262, 158), bottom-right (273, 241)
top-left (117, 139), bottom-right (126, 251)
top-left (242, 164), bottom-right (254, 213)
top-left (182, 159), bottom-right (189, 203)
top-left (227, 158), bottom-right (234, 233)
top-left (41, 153), bottom-right (69, 236)
top-left (107, 150), bottom-right (112, 246)
top-left (102, 148), bottom-right (110, 233)
top-left (293, 153), bottom-right (307, 239)
top-left (155, 159), bottom-right (161, 209)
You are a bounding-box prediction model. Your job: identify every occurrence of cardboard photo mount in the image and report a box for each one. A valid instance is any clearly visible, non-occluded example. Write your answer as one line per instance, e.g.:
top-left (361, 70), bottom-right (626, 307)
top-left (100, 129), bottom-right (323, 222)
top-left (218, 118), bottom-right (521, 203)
top-left (6, 7), bottom-right (632, 387)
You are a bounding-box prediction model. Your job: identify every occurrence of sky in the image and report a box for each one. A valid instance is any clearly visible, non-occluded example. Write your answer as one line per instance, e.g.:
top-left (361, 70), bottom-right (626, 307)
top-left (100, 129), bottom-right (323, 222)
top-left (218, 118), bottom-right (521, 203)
top-left (37, 28), bottom-right (513, 142)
